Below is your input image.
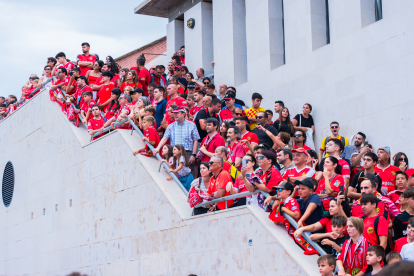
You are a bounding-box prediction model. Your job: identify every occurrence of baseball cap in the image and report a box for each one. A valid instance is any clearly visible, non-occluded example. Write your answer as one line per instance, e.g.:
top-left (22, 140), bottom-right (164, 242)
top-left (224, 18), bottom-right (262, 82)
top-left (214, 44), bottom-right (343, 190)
top-left (187, 83), bottom-right (196, 89)
top-left (131, 88), bottom-right (144, 95)
top-left (291, 148), bottom-right (309, 157)
top-left (172, 106), bottom-right (186, 113)
top-left (405, 168), bottom-right (414, 178)
top-left (175, 65), bottom-right (183, 71)
top-left (223, 91), bottom-right (235, 100)
top-left (272, 181), bottom-right (294, 194)
top-left (378, 146), bottom-right (390, 154)
top-left (358, 173), bottom-right (378, 187)
top-left (294, 179), bottom-right (314, 190)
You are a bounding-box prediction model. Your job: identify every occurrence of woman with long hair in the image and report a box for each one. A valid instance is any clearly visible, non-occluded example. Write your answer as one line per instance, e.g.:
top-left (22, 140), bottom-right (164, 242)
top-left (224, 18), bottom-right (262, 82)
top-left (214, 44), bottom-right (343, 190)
top-left (85, 60), bottom-right (103, 87)
top-left (274, 107), bottom-right (295, 137)
top-left (102, 88), bottom-right (121, 121)
top-left (219, 121), bottom-right (230, 145)
top-left (293, 103), bottom-right (315, 149)
top-left (393, 152), bottom-right (409, 172)
top-left (120, 71), bottom-right (141, 91)
top-left (106, 56), bottom-right (119, 74)
top-left (234, 154), bottom-right (258, 206)
top-left (189, 162), bottom-right (213, 215)
top-left (118, 68), bottom-right (130, 87)
top-left (307, 149), bottom-right (322, 181)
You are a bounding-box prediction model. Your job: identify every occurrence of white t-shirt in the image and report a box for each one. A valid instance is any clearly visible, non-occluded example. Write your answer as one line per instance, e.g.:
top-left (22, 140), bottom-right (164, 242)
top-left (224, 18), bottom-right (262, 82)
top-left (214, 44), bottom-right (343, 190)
top-left (175, 156), bottom-right (191, 177)
top-left (401, 242), bottom-right (414, 261)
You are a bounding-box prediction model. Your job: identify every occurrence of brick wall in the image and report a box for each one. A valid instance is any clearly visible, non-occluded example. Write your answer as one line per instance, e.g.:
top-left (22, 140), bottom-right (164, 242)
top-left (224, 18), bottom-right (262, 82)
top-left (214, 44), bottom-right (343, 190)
top-left (115, 36), bottom-right (167, 69)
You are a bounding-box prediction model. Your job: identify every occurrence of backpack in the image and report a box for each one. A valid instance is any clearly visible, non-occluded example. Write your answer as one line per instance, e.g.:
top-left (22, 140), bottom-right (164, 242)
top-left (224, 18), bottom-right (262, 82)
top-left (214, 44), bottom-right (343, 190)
top-left (324, 136), bottom-right (346, 148)
top-left (361, 215), bottom-right (381, 245)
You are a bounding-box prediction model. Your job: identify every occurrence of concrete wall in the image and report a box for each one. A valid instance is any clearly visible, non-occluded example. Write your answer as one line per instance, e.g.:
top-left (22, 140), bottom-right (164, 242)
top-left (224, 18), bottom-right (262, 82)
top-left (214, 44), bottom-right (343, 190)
top-left (0, 91), bottom-right (318, 275)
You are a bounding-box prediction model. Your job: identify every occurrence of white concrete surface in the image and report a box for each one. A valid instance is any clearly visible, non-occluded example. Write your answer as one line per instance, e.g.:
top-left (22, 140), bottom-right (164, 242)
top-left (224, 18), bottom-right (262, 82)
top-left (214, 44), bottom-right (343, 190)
top-left (166, 19), bottom-right (184, 58)
top-left (0, 91), bottom-right (317, 275)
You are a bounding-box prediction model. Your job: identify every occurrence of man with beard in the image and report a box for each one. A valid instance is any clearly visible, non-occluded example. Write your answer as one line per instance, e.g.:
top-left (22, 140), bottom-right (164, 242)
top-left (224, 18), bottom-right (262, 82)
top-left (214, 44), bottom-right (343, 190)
top-left (341, 132), bottom-right (366, 161)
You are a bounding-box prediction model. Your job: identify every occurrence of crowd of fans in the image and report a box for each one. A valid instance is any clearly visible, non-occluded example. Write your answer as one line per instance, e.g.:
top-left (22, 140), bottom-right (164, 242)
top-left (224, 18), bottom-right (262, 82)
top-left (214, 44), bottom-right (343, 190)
top-left (2, 42), bottom-right (414, 275)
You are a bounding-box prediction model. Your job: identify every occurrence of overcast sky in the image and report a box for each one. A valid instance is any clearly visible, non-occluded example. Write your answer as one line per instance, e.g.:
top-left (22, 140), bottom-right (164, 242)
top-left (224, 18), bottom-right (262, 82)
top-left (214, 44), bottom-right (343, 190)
top-left (0, 0), bottom-right (167, 94)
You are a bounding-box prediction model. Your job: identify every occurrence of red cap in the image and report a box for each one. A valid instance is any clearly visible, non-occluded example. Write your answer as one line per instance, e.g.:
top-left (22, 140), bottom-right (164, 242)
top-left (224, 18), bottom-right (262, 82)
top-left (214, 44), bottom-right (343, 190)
top-left (291, 148), bottom-right (309, 157)
top-left (406, 168), bottom-right (414, 178)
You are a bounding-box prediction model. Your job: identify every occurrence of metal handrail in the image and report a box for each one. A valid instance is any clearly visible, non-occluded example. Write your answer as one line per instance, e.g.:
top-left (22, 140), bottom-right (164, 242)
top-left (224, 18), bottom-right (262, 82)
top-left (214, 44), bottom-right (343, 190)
top-left (194, 190), bottom-right (260, 208)
top-left (90, 118), bottom-right (128, 140)
top-left (127, 117), bottom-right (189, 195)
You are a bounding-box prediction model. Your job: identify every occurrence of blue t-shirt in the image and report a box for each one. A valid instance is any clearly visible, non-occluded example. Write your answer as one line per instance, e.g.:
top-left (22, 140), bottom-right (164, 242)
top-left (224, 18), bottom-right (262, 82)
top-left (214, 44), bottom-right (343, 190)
top-left (154, 98), bottom-right (167, 129)
top-left (297, 194), bottom-right (326, 226)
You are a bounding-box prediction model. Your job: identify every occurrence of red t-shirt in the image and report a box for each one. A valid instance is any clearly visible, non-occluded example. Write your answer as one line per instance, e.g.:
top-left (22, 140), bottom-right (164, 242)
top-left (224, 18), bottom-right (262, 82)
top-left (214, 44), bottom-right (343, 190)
top-left (63, 76), bottom-right (77, 95)
top-left (190, 105), bottom-right (203, 117)
top-left (257, 166), bottom-right (282, 190)
top-left (293, 144), bottom-right (311, 150)
top-left (88, 117), bottom-right (105, 140)
top-left (80, 100), bottom-right (97, 118)
top-left (394, 237), bottom-right (408, 253)
top-left (319, 217), bottom-right (349, 235)
top-left (282, 166), bottom-right (315, 197)
top-left (241, 131), bottom-right (259, 152)
top-left (219, 108), bottom-right (234, 123)
top-left (375, 164), bottom-right (399, 195)
top-left (78, 54), bottom-right (96, 76)
top-left (283, 197), bottom-right (301, 221)
top-left (199, 133), bottom-right (225, 162)
top-left (120, 82), bottom-right (135, 91)
top-left (96, 83), bottom-right (116, 109)
top-left (138, 67), bottom-right (151, 95)
top-left (143, 126), bottom-right (160, 152)
top-left (339, 158), bottom-right (351, 179)
top-left (166, 96), bottom-right (188, 124)
top-left (207, 170), bottom-right (234, 210)
top-left (74, 85), bottom-right (93, 106)
top-left (234, 177), bottom-right (248, 196)
top-left (387, 190), bottom-right (404, 210)
top-left (315, 174), bottom-right (345, 210)
top-left (363, 215), bottom-right (388, 246)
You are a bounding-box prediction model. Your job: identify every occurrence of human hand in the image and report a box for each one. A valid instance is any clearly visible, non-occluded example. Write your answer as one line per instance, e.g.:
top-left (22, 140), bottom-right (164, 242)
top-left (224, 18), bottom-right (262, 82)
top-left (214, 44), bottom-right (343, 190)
top-left (153, 148), bottom-right (160, 155)
top-left (168, 169), bottom-right (174, 173)
top-left (321, 239), bottom-right (332, 246)
top-left (312, 159), bottom-right (318, 169)
top-left (226, 182), bottom-right (233, 192)
top-left (211, 61), bottom-right (215, 67)
top-left (323, 168), bottom-right (330, 178)
top-left (189, 155), bottom-right (195, 165)
top-left (399, 161), bottom-right (407, 172)
top-left (142, 137), bottom-right (149, 142)
top-left (256, 125), bottom-right (264, 131)
top-left (293, 228), bottom-right (303, 239)
top-left (264, 196), bottom-right (273, 207)
top-left (297, 219), bottom-right (304, 228)
top-left (327, 232), bottom-right (340, 240)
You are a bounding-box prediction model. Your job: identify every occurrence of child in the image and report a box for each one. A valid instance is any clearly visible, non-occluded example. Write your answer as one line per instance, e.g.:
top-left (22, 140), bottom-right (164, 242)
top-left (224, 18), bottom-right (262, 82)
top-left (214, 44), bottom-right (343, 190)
top-left (317, 254), bottom-right (335, 276)
top-left (313, 216), bottom-right (349, 258)
top-left (162, 144), bottom-right (194, 191)
top-left (132, 116), bottom-right (160, 157)
top-left (394, 217), bottom-right (414, 253)
top-left (80, 91), bottom-right (96, 124)
top-left (386, 251), bottom-right (402, 265)
top-left (137, 105), bottom-right (157, 129)
top-left (387, 171), bottom-right (408, 209)
top-left (365, 245), bottom-right (385, 275)
top-left (160, 145), bottom-right (174, 181)
top-left (0, 104), bottom-right (6, 117)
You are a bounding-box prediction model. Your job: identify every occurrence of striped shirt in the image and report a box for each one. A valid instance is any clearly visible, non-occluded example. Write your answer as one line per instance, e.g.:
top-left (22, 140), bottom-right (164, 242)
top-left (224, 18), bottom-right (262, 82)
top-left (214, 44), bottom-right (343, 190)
top-left (164, 119), bottom-right (200, 151)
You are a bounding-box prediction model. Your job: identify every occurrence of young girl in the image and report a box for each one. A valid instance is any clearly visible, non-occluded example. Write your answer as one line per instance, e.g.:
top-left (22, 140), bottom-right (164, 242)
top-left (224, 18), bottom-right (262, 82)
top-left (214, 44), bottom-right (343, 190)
top-left (162, 145), bottom-right (194, 191)
top-left (160, 145), bottom-right (174, 180)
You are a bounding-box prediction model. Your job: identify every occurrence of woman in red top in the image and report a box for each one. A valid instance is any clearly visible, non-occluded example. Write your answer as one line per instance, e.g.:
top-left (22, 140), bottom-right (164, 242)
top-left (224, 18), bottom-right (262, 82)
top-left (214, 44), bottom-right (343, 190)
top-left (86, 60), bottom-right (103, 86)
top-left (233, 154), bottom-right (257, 206)
top-left (117, 68), bottom-right (129, 87)
top-left (101, 88), bottom-right (121, 121)
top-left (120, 71), bottom-right (142, 92)
top-left (316, 156), bottom-right (345, 210)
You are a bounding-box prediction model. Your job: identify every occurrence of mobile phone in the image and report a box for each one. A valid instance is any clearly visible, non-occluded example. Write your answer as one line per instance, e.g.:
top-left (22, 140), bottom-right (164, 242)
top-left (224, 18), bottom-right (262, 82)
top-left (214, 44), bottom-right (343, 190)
top-left (339, 185), bottom-right (344, 194)
top-left (242, 158), bottom-right (247, 168)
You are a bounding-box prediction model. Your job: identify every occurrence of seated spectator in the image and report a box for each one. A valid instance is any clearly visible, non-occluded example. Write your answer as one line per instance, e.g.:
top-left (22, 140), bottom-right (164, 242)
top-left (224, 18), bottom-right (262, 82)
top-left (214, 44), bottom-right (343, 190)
top-left (365, 245), bottom-right (385, 276)
top-left (341, 132), bottom-right (366, 161)
top-left (393, 152), bottom-right (409, 173)
top-left (86, 60), bottom-right (103, 87)
top-left (52, 52), bottom-right (75, 76)
top-left (120, 70), bottom-right (141, 92)
top-left (245, 92), bottom-right (265, 130)
top-left (351, 173), bottom-right (398, 219)
top-left (234, 154), bottom-right (257, 206)
top-left (206, 156), bottom-right (235, 211)
top-left (322, 138), bottom-right (351, 188)
top-left (265, 110), bottom-right (273, 126)
top-left (393, 187), bottom-right (414, 241)
top-left (194, 98), bottom-right (221, 142)
top-left (319, 121), bottom-right (349, 161)
top-left (292, 103), bottom-right (315, 149)
top-left (0, 104), bottom-right (7, 117)
top-left (274, 107), bottom-right (295, 137)
top-left (388, 171), bottom-right (408, 209)
top-left (235, 117), bottom-right (259, 154)
top-left (103, 93), bottom-right (131, 129)
top-left (79, 91), bottom-right (96, 124)
top-left (293, 130), bottom-right (310, 150)
top-left (251, 111), bottom-right (279, 148)
top-left (220, 91), bottom-right (239, 123)
top-left (130, 96), bottom-right (151, 122)
top-left (132, 116), bottom-right (160, 157)
top-left (375, 146), bottom-right (400, 196)
top-left (197, 118), bottom-right (225, 163)
top-left (360, 194), bottom-right (388, 249)
top-left (202, 95), bottom-right (212, 109)
top-left (101, 89), bottom-right (120, 121)
top-left (87, 105), bottom-right (105, 140)
top-left (276, 148), bottom-right (295, 176)
top-left (189, 162), bottom-right (212, 215)
top-left (283, 149), bottom-right (315, 196)
top-left (394, 217), bottom-right (414, 253)
top-left (336, 217), bottom-right (369, 276)
top-left (295, 178), bottom-right (326, 227)
top-left (349, 152), bottom-right (382, 200)
top-left (317, 255), bottom-right (336, 276)
top-left (226, 126), bottom-right (246, 169)
top-left (315, 156), bottom-right (345, 211)
top-left (205, 83), bottom-right (216, 96)
top-left (215, 84), bottom-right (227, 101)
top-left (219, 121), bottom-right (230, 144)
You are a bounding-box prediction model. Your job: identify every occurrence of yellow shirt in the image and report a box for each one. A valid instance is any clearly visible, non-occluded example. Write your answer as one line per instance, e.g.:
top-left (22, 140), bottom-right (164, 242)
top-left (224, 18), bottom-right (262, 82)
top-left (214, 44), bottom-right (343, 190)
top-left (245, 107), bottom-right (265, 130)
top-left (320, 135), bottom-right (349, 157)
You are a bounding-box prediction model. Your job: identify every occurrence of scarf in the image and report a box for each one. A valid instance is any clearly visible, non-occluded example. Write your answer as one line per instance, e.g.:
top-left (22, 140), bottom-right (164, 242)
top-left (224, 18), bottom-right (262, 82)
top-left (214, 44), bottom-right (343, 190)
top-left (196, 132), bottom-right (219, 159)
top-left (227, 140), bottom-right (239, 158)
top-left (249, 167), bottom-right (273, 210)
top-left (342, 236), bottom-right (368, 275)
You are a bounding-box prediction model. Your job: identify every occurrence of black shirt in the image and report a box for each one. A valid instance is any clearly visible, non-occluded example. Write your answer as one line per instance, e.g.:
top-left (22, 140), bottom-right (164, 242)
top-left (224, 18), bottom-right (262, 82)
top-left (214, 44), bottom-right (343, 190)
top-left (294, 114), bottom-right (314, 128)
top-left (350, 171), bottom-right (383, 194)
top-left (324, 235), bottom-right (350, 258)
top-left (251, 124), bottom-right (278, 148)
top-left (195, 108), bottom-right (219, 142)
top-left (297, 194), bottom-right (326, 226)
top-left (273, 120), bottom-right (294, 136)
top-left (230, 121), bottom-right (251, 132)
top-left (393, 211), bottom-right (414, 240)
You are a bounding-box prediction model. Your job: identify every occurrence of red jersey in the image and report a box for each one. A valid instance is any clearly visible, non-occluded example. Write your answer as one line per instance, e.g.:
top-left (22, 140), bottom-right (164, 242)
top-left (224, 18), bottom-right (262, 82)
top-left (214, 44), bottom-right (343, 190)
top-left (199, 133), bottom-right (225, 163)
top-left (207, 170), bottom-right (234, 210)
top-left (387, 189), bottom-right (404, 210)
top-left (96, 83), bottom-right (116, 109)
top-left (120, 82), bottom-right (135, 92)
top-left (74, 85), bottom-right (93, 106)
top-left (166, 96), bottom-right (187, 124)
top-left (104, 103), bottom-right (118, 120)
top-left (138, 67), bottom-right (151, 95)
top-left (63, 76), bottom-right (77, 95)
top-left (219, 108), bottom-right (234, 123)
top-left (78, 54), bottom-right (96, 76)
top-left (362, 215), bottom-right (388, 246)
top-left (394, 237), bottom-right (409, 253)
top-left (241, 131), bottom-right (259, 152)
top-left (59, 62), bottom-right (75, 71)
top-left (283, 166), bottom-right (315, 196)
top-left (293, 144), bottom-right (311, 150)
top-left (80, 100), bottom-right (97, 118)
top-left (190, 105), bottom-right (203, 117)
top-left (339, 158), bottom-right (351, 179)
top-left (375, 164), bottom-right (399, 195)
top-left (257, 166), bottom-right (282, 190)
top-left (143, 126), bottom-right (160, 152)
top-left (88, 117), bottom-right (105, 140)
top-left (95, 76), bottom-right (117, 86)
top-left (315, 174), bottom-right (345, 210)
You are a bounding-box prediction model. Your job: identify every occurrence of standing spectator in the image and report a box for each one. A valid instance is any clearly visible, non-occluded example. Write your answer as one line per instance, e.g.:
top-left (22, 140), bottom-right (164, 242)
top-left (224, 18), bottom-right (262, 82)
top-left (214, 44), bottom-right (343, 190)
top-left (219, 91), bottom-right (239, 123)
top-left (295, 178), bottom-right (326, 227)
top-left (341, 132), bottom-right (366, 161)
top-left (274, 107), bottom-right (294, 137)
top-left (77, 42), bottom-right (97, 76)
top-left (245, 92), bottom-right (265, 130)
top-left (276, 148), bottom-right (295, 176)
top-left (216, 84), bottom-right (227, 101)
top-left (393, 187), bottom-right (414, 241)
top-left (87, 105), bottom-right (105, 140)
top-left (37, 65), bottom-right (53, 90)
top-left (153, 107), bottom-right (199, 169)
top-left (165, 84), bottom-right (187, 124)
top-left (348, 152), bottom-right (383, 200)
top-left (235, 117), bottom-right (259, 154)
top-left (86, 60), bottom-right (103, 87)
top-left (96, 71), bottom-right (115, 110)
top-left (197, 118), bottom-right (225, 163)
top-left (153, 86), bottom-right (167, 129)
top-left (136, 55), bottom-right (151, 95)
top-left (292, 103), bottom-right (315, 150)
top-left (252, 111), bottom-right (279, 148)
top-left (388, 171), bottom-right (408, 209)
top-left (196, 62), bottom-right (214, 83)
top-left (189, 162), bottom-right (212, 215)
top-left (194, 98), bottom-right (221, 142)
top-left (167, 145), bottom-right (194, 191)
top-left (317, 255), bottom-right (336, 276)
top-left (293, 130), bottom-right (310, 150)
top-left (394, 217), bottom-right (414, 253)
top-left (47, 57), bottom-right (57, 68)
top-left (132, 116), bottom-right (160, 156)
top-left (375, 146), bottom-right (400, 196)
top-left (365, 246), bottom-right (385, 275)
top-left (52, 52), bottom-right (75, 76)
top-left (360, 194), bottom-right (388, 249)
top-left (336, 217), bottom-right (370, 276)
top-left (393, 152), bottom-right (409, 173)
top-left (274, 100), bottom-right (291, 120)
top-left (189, 90), bottom-right (204, 120)
top-left (226, 126), bottom-right (245, 169)
top-left (319, 121), bottom-right (349, 160)
top-left (206, 156), bottom-right (235, 210)
top-left (267, 181), bottom-right (301, 223)
top-left (147, 83), bottom-right (157, 106)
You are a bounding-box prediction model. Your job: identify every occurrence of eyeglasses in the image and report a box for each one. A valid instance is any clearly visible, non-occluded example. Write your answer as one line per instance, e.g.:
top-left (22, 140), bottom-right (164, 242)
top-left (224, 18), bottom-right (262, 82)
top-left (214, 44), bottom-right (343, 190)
top-left (234, 112), bottom-right (243, 116)
top-left (331, 126), bottom-right (339, 129)
top-left (257, 156), bottom-right (264, 160)
top-left (256, 116), bottom-right (264, 119)
top-left (208, 161), bottom-right (219, 165)
top-left (294, 134), bottom-right (302, 138)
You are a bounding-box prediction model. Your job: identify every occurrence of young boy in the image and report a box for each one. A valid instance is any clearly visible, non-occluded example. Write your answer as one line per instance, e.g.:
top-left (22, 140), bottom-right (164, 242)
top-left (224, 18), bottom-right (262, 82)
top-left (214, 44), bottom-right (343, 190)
top-left (311, 216), bottom-right (349, 258)
top-left (0, 104), bottom-right (6, 117)
top-left (132, 116), bottom-right (160, 157)
top-left (87, 105), bottom-right (106, 140)
top-left (365, 245), bottom-right (385, 275)
top-left (80, 91), bottom-right (96, 124)
top-left (361, 194), bottom-right (388, 250)
top-left (387, 171), bottom-right (408, 209)
top-left (394, 217), bottom-right (414, 253)
top-left (386, 251), bottom-right (402, 265)
top-left (317, 254), bottom-right (335, 276)
top-left (393, 187), bottom-right (414, 241)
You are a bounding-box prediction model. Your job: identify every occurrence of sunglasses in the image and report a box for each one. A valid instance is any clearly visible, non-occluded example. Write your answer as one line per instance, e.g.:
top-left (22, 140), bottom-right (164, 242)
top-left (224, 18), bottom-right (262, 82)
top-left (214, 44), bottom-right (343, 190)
top-left (119, 97), bottom-right (125, 100)
top-left (204, 82), bottom-right (210, 85)
top-left (399, 157), bottom-right (406, 161)
top-left (257, 156), bottom-right (264, 160)
top-left (331, 126), bottom-right (339, 129)
top-left (275, 188), bottom-right (283, 192)
top-left (256, 116), bottom-right (264, 119)
top-left (45, 68), bottom-right (51, 71)
top-left (208, 161), bottom-right (219, 165)
top-left (234, 112), bottom-right (243, 116)
top-left (294, 134), bottom-right (302, 138)
top-left (243, 159), bottom-right (252, 163)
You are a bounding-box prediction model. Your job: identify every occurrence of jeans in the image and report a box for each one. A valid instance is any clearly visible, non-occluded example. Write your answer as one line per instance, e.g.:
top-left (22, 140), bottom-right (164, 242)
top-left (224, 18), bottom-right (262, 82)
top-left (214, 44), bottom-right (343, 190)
top-left (179, 173), bottom-right (194, 192)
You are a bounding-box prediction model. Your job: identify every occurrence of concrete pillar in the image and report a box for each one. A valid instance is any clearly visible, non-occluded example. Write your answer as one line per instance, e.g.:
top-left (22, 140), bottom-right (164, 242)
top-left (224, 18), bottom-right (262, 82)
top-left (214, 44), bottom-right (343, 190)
top-left (166, 20), bottom-right (184, 58)
top-left (184, 2), bottom-right (214, 76)
top-left (213, 0), bottom-right (248, 87)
